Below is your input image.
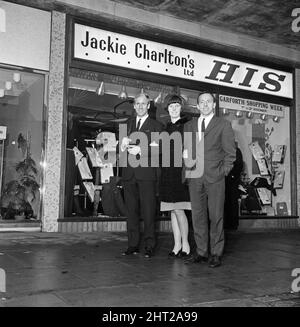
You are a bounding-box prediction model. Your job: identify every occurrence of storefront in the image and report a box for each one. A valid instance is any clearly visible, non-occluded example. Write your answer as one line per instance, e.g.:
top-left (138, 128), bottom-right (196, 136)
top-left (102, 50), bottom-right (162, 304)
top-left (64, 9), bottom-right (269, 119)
top-left (57, 17), bottom-right (298, 233)
top-left (0, 0), bottom-right (299, 232)
top-left (0, 1), bottom-right (50, 231)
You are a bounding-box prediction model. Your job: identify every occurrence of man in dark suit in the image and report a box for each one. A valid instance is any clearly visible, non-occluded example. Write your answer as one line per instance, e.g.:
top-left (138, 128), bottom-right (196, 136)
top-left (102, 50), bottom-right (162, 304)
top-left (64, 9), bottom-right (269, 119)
top-left (183, 92), bottom-right (236, 267)
top-left (120, 93), bottom-right (163, 258)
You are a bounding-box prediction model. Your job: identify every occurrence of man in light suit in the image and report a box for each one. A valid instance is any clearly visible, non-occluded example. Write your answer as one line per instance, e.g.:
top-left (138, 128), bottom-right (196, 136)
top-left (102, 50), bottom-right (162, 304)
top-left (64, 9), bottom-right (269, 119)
top-left (183, 92), bottom-right (236, 267)
top-left (120, 93), bottom-right (163, 258)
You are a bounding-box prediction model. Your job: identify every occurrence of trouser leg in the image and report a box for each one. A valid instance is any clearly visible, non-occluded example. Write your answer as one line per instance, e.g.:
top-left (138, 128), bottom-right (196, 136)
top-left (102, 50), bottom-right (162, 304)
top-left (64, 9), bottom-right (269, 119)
top-left (138, 180), bottom-right (157, 249)
top-left (207, 178), bottom-right (225, 256)
top-left (188, 178), bottom-right (209, 257)
top-left (123, 179), bottom-right (140, 248)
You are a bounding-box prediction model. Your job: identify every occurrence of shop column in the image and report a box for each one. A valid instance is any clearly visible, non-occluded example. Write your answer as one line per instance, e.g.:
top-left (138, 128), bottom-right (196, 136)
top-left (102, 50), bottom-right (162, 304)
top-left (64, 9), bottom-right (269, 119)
top-left (43, 11), bottom-right (66, 232)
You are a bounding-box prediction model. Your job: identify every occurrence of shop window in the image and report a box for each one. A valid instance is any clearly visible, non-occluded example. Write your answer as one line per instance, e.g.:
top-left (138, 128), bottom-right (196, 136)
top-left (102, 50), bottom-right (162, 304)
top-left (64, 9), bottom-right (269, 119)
top-left (0, 67), bottom-right (45, 221)
top-left (220, 95), bottom-right (291, 217)
top-left (65, 68), bottom-right (200, 218)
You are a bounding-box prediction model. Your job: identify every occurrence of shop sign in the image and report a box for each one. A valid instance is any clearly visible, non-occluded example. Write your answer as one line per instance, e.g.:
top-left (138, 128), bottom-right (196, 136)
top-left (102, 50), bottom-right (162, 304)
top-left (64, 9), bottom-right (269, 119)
top-left (74, 23), bottom-right (293, 99)
top-left (219, 95), bottom-right (286, 117)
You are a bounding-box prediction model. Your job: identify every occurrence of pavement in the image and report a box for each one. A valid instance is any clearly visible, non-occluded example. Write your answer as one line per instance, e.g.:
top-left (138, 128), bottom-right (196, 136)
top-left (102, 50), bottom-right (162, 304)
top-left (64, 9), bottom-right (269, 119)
top-left (0, 229), bottom-right (299, 307)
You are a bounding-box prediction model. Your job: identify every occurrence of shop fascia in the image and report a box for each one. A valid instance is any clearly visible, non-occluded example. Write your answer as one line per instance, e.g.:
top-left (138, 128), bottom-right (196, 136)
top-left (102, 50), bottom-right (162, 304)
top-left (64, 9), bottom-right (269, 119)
top-left (74, 23), bottom-right (293, 99)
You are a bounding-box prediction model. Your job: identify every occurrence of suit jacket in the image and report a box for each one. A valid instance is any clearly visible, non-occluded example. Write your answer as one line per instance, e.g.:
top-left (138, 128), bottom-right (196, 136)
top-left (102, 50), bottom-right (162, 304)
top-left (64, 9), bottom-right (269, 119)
top-left (120, 116), bottom-right (163, 181)
top-left (183, 116), bottom-right (236, 183)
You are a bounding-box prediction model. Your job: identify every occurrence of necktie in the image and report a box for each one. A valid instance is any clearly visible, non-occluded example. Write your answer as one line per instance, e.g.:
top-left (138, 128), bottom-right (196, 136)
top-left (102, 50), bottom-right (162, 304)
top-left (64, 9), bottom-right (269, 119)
top-left (136, 119), bottom-right (141, 131)
top-left (201, 118), bottom-right (205, 133)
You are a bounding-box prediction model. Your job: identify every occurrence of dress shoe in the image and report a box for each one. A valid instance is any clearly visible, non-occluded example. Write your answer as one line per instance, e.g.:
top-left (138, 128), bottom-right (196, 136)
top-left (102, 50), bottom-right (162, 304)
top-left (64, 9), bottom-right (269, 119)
top-left (209, 255), bottom-right (221, 268)
top-left (184, 254), bottom-right (208, 264)
top-left (122, 247), bottom-right (139, 256)
top-left (144, 247), bottom-right (154, 258)
top-left (178, 251), bottom-right (190, 258)
top-left (168, 249), bottom-right (182, 257)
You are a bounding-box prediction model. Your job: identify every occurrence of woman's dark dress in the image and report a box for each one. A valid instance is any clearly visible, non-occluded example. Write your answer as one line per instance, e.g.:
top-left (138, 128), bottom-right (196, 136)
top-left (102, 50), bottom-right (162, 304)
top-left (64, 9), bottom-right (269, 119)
top-left (160, 117), bottom-right (191, 211)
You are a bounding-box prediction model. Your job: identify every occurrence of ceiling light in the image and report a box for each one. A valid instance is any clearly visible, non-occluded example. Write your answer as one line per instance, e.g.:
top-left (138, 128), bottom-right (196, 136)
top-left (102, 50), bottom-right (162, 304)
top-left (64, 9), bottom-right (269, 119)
top-left (273, 116), bottom-right (280, 123)
top-left (13, 73), bottom-right (21, 83)
top-left (5, 81), bottom-right (12, 90)
top-left (154, 92), bottom-right (162, 104)
top-left (246, 111), bottom-right (254, 119)
top-left (235, 110), bottom-right (243, 118)
top-left (95, 81), bottom-right (105, 96)
top-left (260, 114), bottom-right (267, 121)
top-left (118, 85), bottom-right (128, 99)
top-left (221, 108), bottom-right (229, 115)
top-left (180, 93), bottom-right (188, 103)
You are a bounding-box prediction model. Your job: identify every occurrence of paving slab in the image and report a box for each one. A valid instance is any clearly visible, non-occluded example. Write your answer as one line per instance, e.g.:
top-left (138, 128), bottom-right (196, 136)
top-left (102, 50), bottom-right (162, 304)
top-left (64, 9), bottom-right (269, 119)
top-left (0, 230), bottom-right (299, 307)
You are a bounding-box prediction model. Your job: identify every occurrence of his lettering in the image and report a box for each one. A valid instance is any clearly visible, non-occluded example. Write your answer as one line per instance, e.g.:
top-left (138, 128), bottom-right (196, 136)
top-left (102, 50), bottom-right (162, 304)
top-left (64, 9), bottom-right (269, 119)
top-left (206, 60), bottom-right (286, 94)
top-left (205, 60), bottom-right (240, 84)
top-left (238, 67), bottom-right (259, 87)
top-left (258, 72), bottom-right (286, 92)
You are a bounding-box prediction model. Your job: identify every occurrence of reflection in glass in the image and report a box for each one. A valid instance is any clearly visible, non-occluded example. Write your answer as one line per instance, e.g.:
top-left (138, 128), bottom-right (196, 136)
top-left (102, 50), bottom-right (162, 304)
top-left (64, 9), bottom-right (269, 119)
top-left (0, 68), bottom-right (45, 222)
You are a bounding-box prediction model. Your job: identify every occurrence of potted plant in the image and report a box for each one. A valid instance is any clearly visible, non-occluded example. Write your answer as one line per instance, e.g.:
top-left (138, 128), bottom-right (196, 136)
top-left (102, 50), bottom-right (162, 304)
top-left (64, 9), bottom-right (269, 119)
top-left (1, 132), bottom-right (40, 220)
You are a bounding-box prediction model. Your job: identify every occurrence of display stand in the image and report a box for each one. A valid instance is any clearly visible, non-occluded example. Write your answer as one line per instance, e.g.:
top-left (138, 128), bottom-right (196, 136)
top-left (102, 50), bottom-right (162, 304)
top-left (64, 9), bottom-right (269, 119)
top-left (73, 132), bottom-right (118, 217)
top-left (73, 146), bottom-right (94, 210)
top-left (248, 140), bottom-right (287, 215)
top-left (93, 168), bottom-right (101, 216)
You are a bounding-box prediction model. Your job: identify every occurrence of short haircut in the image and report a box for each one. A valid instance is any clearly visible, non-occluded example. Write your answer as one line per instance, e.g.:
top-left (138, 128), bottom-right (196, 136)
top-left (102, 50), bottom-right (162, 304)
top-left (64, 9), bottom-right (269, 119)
top-left (197, 92), bottom-right (216, 104)
top-left (134, 92), bottom-right (150, 104)
top-left (165, 94), bottom-right (184, 108)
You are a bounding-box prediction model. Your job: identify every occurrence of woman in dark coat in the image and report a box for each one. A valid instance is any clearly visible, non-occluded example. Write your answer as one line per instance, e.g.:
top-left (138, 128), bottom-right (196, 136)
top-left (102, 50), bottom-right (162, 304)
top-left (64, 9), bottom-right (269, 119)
top-left (160, 94), bottom-right (191, 257)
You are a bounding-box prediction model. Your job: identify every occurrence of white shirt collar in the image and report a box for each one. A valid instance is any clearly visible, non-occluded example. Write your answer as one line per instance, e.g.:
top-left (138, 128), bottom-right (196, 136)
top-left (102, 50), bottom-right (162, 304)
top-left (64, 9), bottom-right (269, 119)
top-left (136, 114), bottom-right (149, 128)
top-left (199, 112), bottom-right (214, 128)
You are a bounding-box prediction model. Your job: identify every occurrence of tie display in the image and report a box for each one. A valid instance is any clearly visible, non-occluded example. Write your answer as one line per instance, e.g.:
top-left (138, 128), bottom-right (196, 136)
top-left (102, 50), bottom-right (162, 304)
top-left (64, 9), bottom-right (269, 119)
top-left (201, 118), bottom-right (205, 133)
top-left (136, 118), bottom-right (141, 131)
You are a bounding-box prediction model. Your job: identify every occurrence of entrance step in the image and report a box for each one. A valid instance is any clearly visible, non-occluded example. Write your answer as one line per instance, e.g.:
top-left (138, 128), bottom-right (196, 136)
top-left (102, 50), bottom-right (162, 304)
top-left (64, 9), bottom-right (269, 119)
top-left (58, 216), bottom-right (172, 233)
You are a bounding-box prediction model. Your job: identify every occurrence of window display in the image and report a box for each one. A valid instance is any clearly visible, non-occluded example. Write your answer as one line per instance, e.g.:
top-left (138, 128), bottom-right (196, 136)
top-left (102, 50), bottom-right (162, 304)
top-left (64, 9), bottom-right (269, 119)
top-left (0, 67), bottom-right (45, 221)
top-left (220, 95), bottom-right (291, 217)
